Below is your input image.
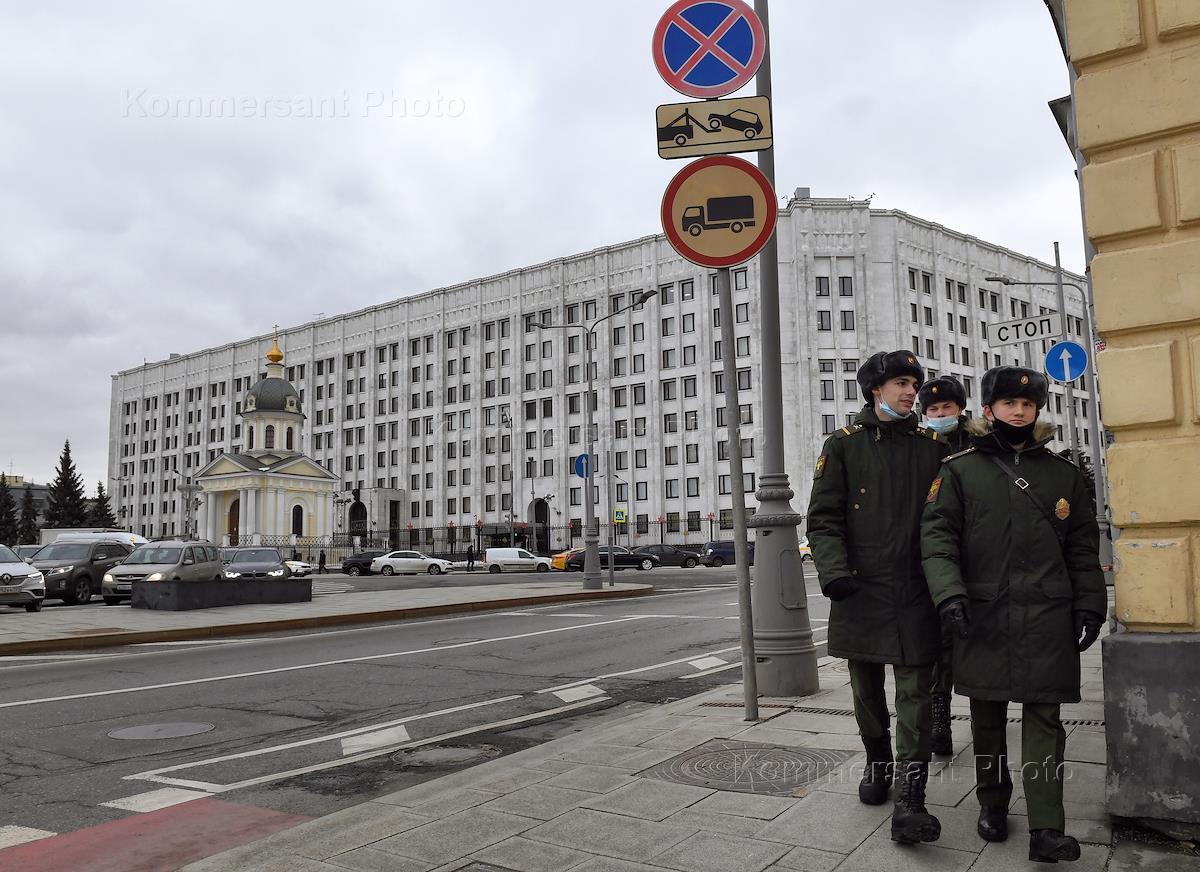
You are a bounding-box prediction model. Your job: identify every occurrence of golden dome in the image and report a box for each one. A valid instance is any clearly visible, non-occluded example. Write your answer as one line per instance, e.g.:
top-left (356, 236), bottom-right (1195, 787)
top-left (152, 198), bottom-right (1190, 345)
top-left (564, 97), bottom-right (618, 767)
top-left (266, 336), bottom-right (284, 364)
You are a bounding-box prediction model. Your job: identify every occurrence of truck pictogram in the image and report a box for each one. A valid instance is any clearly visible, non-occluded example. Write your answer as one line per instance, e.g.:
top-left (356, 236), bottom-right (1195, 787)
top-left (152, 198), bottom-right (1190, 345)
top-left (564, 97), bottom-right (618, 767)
top-left (681, 196), bottom-right (756, 236)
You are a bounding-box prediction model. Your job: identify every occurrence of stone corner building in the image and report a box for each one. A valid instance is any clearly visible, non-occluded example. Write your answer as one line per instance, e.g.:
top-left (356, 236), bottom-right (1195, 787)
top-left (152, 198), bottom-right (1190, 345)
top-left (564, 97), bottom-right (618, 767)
top-left (1062, 0), bottom-right (1200, 837)
top-left (194, 336), bottom-right (338, 546)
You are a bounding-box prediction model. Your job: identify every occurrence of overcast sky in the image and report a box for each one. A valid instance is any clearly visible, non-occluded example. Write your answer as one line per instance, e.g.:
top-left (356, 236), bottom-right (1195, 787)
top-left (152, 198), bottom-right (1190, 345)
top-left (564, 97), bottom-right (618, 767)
top-left (0, 1), bottom-right (1082, 492)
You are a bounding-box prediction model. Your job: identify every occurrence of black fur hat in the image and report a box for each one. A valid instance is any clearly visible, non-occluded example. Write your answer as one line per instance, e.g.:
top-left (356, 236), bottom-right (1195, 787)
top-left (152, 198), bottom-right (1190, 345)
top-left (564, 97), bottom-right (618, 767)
top-left (981, 366), bottom-right (1049, 409)
top-left (857, 351), bottom-right (925, 402)
top-left (918, 376), bottom-right (967, 411)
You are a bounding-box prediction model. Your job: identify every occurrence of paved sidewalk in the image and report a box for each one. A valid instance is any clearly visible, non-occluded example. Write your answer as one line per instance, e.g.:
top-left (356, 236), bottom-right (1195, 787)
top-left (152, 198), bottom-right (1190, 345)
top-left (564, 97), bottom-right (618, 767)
top-left (0, 582), bottom-right (652, 654)
top-left (182, 646), bottom-right (1200, 872)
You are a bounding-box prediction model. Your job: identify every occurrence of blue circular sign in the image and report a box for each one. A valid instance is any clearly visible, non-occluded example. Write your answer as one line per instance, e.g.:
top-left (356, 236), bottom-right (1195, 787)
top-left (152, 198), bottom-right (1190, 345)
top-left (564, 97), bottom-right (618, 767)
top-left (1045, 340), bottom-right (1088, 382)
top-left (574, 453), bottom-right (592, 479)
top-left (653, 0), bottom-right (766, 99)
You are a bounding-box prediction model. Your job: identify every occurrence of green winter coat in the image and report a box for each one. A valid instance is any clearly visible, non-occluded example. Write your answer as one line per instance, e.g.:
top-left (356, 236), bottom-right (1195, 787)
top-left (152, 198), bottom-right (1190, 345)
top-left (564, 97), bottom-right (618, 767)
top-left (939, 415), bottom-right (972, 455)
top-left (807, 405), bottom-right (950, 666)
top-left (921, 419), bottom-right (1107, 704)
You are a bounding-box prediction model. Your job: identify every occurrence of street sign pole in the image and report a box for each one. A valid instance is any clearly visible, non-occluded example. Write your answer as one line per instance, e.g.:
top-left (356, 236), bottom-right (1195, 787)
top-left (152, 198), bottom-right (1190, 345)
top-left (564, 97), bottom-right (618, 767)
top-left (582, 336), bottom-right (601, 591)
top-left (1055, 242), bottom-right (1082, 465)
top-left (717, 265), bottom-right (758, 722)
top-left (747, 0), bottom-right (819, 699)
top-left (606, 444), bottom-right (615, 589)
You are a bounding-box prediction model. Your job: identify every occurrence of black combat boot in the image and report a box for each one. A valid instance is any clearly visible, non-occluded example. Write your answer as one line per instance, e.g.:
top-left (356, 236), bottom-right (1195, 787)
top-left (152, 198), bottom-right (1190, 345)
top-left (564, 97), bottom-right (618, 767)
top-left (1029, 829), bottom-right (1081, 863)
top-left (890, 761), bottom-right (942, 844)
top-left (977, 805), bottom-right (1009, 842)
top-left (858, 733), bottom-right (893, 805)
top-left (930, 693), bottom-right (953, 757)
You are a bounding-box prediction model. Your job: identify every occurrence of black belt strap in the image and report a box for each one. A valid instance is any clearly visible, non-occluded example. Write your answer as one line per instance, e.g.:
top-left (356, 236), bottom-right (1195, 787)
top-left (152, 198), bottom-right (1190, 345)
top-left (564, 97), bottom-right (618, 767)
top-left (986, 454), bottom-right (1066, 545)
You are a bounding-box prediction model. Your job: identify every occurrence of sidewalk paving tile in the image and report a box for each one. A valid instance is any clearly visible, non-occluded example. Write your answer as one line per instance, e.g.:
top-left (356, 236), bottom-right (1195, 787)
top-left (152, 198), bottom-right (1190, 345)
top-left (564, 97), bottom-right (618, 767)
top-left (924, 763), bottom-right (980, 808)
top-left (599, 727), bottom-right (672, 748)
top-left (1065, 729), bottom-right (1108, 765)
top-left (235, 856), bottom-right (351, 872)
top-left (638, 724), bottom-right (740, 751)
top-left (523, 808), bottom-right (696, 862)
top-left (556, 744), bottom-right (659, 767)
top-left (771, 845), bottom-right (847, 871)
top-left (975, 832), bottom-right (1110, 870)
top-left (481, 783), bottom-right (595, 820)
top-left (790, 732), bottom-right (874, 752)
top-left (839, 830), bottom-right (977, 872)
top-left (580, 778), bottom-right (714, 821)
top-left (467, 835), bottom-right (593, 872)
top-left (374, 808), bottom-right (533, 865)
top-left (691, 791), bottom-right (796, 820)
top-left (754, 790), bottom-right (891, 854)
top-left (1108, 841), bottom-right (1200, 870)
top-left (756, 713), bottom-right (862, 736)
top-left (327, 847), bottom-right (435, 872)
top-left (567, 859), bottom-right (676, 872)
top-left (291, 806), bottom-right (435, 860)
top-left (471, 767), bottom-right (558, 794)
top-left (665, 809), bottom-right (783, 839)
top-left (407, 787), bottom-right (500, 818)
top-left (722, 726), bottom-right (811, 748)
top-left (650, 831), bottom-right (789, 872)
top-left (541, 765), bottom-right (638, 794)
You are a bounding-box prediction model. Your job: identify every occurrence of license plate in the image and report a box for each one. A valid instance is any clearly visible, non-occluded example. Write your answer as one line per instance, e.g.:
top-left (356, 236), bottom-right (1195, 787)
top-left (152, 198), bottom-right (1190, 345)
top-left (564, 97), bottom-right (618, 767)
top-left (0, 586), bottom-right (18, 593)
top-left (116, 585), bottom-right (131, 591)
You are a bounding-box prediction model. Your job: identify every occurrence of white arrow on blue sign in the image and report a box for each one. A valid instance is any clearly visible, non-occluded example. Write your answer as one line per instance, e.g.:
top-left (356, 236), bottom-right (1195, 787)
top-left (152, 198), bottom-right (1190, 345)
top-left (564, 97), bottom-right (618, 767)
top-left (573, 453), bottom-right (592, 479)
top-left (1045, 340), bottom-right (1088, 383)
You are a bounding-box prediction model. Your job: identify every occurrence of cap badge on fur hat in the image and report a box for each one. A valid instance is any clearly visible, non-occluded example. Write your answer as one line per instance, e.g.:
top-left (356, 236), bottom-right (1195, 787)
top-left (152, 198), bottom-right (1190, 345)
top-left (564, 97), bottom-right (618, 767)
top-left (931, 386), bottom-right (939, 394)
top-left (1020, 375), bottom-right (1030, 384)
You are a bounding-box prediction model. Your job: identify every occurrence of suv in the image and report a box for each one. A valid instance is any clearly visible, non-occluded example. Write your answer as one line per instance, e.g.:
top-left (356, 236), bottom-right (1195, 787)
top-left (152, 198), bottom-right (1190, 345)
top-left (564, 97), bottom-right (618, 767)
top-left (342, 550), bottom-right (388, 576)
top-left (701, 540), bottom-right (755, 568)
top-left (102, 540), bottom-right (223, 604)
top-left (30, 539), bottom-right (131, 604)
top-left (0, 545), bottom-right (46, 612)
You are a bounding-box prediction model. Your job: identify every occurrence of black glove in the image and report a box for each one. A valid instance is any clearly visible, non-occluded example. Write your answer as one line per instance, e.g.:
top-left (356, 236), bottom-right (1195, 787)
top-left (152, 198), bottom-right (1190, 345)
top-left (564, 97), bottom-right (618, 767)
top-left (1074, 610), bottom-right (1103, 652)
top-left (938, 596), bottom-right (971, 640)
top-left (825, 577), bottom-right (859, 602)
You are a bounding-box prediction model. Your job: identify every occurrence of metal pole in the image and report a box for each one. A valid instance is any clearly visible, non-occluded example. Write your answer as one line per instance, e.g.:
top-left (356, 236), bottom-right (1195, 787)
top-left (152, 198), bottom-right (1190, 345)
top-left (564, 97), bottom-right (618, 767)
top-left (717, 266), bottom-right (759, 722)
top-left (749, 0), bottom-right (819, 697)
top-left (581, 330), bottom-right (601, 590)
top-left (1054, 242), bottom-right (1081, 465)
top-left (606, 444), bottom-right (615, 588)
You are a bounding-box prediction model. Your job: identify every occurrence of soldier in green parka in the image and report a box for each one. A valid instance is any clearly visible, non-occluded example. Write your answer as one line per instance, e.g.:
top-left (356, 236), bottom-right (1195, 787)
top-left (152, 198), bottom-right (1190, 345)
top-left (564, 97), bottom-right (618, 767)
top-left (921, 366), bottom-right (1106, 863)
top-left (808, 350), bottom-right (949, 845)
top-left (917, 375), bottom-right (972, 757)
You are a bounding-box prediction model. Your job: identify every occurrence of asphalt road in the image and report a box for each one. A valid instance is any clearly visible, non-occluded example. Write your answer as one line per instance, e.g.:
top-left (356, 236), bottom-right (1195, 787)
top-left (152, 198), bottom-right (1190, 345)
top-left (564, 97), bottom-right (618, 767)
top-left (0, 566), bottom-right (830, 869)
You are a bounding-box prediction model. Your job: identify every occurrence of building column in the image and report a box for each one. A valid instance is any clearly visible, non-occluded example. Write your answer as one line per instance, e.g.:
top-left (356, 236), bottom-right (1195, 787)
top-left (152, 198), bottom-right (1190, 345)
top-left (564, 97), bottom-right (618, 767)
top-left (1064, 0), bottom-right (1200, 837)
top-left (246, 488), bottom-right (259, 543)
top-left (197, 495), bottom-right (209, 544)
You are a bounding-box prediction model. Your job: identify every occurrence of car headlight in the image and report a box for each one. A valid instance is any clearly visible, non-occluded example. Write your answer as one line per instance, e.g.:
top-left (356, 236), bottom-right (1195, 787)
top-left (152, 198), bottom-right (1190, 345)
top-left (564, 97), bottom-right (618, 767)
top-left (50, 565), bottom-right (74, 574)
top-left (224, 571), bottom-right (241, 578)
top-left (268, 569), bottom-right (285, 577)
top-left (28, 572), bottom-right (42, 582)
top-left (103, 573), bottom-right (114, 583)
top-left (145, 572), bottom-right (165, 582)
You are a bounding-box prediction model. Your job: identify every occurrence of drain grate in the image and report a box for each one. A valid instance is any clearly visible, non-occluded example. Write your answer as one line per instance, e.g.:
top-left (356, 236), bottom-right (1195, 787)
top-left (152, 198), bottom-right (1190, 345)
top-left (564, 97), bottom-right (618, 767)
top-left (700, 701), bottom-right (792, 709)
top-left (703, 703), bottom-right (1104, 728)
top-left (641, 739), bottom-right (853, 797)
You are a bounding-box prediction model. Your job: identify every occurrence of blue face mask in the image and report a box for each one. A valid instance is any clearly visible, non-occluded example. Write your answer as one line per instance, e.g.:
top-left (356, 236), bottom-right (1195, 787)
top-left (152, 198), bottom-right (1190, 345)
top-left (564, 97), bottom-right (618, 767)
top-left (878, 398), bottom-right (912, 420)
top-left (924, 415), bottom-right (959, 434)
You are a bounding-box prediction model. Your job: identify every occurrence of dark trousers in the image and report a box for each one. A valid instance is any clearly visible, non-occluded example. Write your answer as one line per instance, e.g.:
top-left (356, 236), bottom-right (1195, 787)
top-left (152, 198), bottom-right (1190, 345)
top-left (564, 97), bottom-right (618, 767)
top-left (931, 635), bottom-right (953, 697)
top-left (848, 660), bottom-right (933, 762)
top-left (970, 698), bottom-right (1067, 831)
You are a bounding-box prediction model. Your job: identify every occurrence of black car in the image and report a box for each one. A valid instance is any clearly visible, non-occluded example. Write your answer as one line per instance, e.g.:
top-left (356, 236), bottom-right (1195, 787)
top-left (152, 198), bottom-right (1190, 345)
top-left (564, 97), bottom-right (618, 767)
top-left (637, 544), bottom-right (702, 568)
top-left (341, 550), bottom-right (388, 577)
top-left (701, 540), bottom-right (755, 568)
top-left (30, 540), bottom-right (132, 604)
top-left (564, 546), bottom-right (660, 571)
top-left (222, 547), bottom-right (291, 579)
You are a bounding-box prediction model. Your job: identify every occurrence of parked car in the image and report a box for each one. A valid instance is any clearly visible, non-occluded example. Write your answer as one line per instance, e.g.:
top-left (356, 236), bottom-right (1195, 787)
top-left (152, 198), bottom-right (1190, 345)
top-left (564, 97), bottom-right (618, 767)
top-left (341, 550), bottom-right (388, 576)
top-left (222, 547), bottom-right (292, 579)
top-left (551, 547), bottom-right (582, 571)
top-left (30, 539), bottom-right (132, 604)
top-left (14, 545), bottom-right (42, 562)
top-left (370, 550), bottom-right (453, 576)
top-left (102, 540), bottom-right (223, 604)
top-left (484, 547), bottom-right (552, 574)
top-left (284, 560), bottom-right (313, 577)
top-left (0, 545), bottom-right (46, 612)
top-left (701, 540), bottom-right (755, 568)
top-left (636, 544), bottom-right (701, 568)
top-left (798, 539), bottom-right (813, 563)
top-left (52, 530), bottom-right (148, 550)
top-left (563, 546), bottom-right (660, 572)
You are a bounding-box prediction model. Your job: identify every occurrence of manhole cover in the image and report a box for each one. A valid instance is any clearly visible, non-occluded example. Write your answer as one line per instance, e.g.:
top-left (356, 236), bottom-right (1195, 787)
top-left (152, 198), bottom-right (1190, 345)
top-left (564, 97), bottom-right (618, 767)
top-left (641, 740), bottom-right (852, 797)
top-left (391, 744), bottom-right (501, 768)
top-left (108, 722), bottom-right (215, 740)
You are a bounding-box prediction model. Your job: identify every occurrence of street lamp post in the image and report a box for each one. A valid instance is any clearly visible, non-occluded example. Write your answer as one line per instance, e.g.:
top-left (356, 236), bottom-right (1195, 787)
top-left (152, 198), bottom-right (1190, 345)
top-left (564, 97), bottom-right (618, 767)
top-left (985, 266), bottom-right (1112, 570)
top-left (500, 409), bottom-right (516, 547)
top-left (535, 288), bottom-right (658, 590)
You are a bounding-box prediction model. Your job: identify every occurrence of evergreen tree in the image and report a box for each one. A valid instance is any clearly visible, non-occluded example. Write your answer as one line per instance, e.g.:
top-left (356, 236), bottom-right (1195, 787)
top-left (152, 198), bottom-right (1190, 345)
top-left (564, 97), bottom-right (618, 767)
top-left (0, 475), bottom-right (16, 547)
top-left (44, 440), bottom-right (89, 528)
top-left (16, 485), bottom-right (39, 545)
top-left (89, 481), bottom-right (117, 527)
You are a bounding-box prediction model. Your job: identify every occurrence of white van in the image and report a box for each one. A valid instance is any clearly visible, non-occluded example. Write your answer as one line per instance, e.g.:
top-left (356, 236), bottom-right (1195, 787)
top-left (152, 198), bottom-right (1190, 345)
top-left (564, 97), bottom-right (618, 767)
top-left (53, 530), bottom-right (149, 550)
top-left (484, 548), bottom-right (552, 574)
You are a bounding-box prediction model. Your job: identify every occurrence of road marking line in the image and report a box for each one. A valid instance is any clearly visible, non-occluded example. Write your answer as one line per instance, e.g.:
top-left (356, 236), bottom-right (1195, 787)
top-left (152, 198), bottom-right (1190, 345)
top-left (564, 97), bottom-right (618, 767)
top-left (688, 656), bottom-right (729, 671)
top-left (132, 640), bottom-right (268, 646)
top-left (100, 787), bottom-right (212, 813)
top-left (0, 825), bottom-right (56, 849)
top-left (341, 725), bottom-right (411, 756)
top-left (538, 645), bottom-right (742, 694)
top-left (126, 695), bottom-right (522, 783)
top-left (553, 684), bottom-right (606, 703)
top-left (682, 662), bottom-right (742, 679)
top-left (134, 698), bottom-right (608, 794)
top-left (0, 616), bottom-right (647, 710)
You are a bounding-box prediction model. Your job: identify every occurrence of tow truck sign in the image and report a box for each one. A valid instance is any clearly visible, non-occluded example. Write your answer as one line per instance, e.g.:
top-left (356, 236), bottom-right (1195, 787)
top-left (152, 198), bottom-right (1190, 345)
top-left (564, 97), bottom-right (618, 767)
top-left (656, 95), bottom-right (772, 159)
top-left (986, 312), bottom-right (1065, 349)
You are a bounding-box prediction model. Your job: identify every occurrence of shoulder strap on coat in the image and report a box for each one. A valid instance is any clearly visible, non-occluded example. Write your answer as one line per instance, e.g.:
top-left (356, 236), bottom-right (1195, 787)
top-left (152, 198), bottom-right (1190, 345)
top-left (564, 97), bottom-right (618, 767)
top-left (944, 446), bottom-right (977, 463)
top-left (914, 427), bottom-right (941, 442)
top-left (834, 424), bottom-right (865, 439)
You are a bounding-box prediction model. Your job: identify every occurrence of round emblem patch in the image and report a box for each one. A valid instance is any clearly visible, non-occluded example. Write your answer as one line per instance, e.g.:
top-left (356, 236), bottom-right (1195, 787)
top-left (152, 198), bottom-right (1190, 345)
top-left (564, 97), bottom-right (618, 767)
top-left (931, 386), bottom-right (939, 394)
top-left (1020, 375), bottom-right (1030, 384)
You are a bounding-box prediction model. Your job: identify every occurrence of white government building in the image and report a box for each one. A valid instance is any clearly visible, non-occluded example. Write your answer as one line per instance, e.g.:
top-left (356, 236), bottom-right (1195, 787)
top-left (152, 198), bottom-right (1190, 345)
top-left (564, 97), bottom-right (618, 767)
top-left (108, 191), bottom-right (1093, 551)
